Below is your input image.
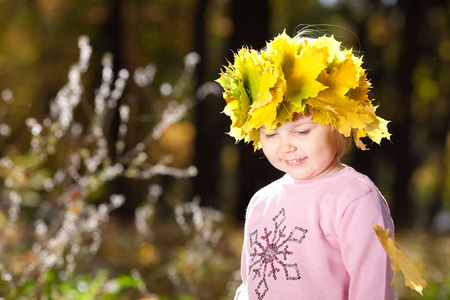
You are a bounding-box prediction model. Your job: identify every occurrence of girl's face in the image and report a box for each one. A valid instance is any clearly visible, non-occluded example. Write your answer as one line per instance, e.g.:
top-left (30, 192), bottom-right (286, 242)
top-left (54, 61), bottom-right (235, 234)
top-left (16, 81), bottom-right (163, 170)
top-left (259, 114), bottom-right (343, 180)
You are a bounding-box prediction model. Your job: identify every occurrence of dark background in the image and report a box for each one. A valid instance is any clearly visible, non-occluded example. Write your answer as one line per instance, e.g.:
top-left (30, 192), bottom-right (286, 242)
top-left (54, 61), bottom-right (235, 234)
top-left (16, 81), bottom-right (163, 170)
top-left (1, 0), bottom-right (449, 228)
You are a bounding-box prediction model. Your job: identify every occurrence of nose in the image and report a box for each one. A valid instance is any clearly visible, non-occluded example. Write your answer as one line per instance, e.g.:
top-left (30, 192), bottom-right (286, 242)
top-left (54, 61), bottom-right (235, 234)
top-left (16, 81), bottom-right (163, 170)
top-left (279, 136), bottom-right (296, 153)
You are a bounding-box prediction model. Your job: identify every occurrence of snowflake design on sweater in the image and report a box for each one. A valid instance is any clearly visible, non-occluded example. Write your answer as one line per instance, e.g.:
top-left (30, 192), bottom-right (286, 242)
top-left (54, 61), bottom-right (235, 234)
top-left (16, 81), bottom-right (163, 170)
top-left (248, 208), bottom-right (308, 299)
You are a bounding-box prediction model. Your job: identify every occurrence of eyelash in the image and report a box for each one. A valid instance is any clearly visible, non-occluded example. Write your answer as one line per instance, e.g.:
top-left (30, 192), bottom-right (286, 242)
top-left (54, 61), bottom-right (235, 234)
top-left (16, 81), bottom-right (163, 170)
top-left (264, 130), bottom-right (310, 138)
top-left (295, 130), bottom-right (310, 136)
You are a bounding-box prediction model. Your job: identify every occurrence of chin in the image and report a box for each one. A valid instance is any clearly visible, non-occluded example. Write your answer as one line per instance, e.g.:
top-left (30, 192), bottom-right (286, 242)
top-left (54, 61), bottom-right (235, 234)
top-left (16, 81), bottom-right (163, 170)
top-left (287, 173), bottom-right (311, 180)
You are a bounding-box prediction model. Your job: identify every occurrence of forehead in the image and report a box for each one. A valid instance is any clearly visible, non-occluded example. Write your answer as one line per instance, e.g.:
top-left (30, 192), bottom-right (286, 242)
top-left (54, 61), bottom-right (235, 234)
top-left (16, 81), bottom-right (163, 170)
top-left (260, 113), bottom-right (316, 132)
top-left (291, 113), bottom-right (312, 123)
top-left (284, 113), bottom-right (316, 128)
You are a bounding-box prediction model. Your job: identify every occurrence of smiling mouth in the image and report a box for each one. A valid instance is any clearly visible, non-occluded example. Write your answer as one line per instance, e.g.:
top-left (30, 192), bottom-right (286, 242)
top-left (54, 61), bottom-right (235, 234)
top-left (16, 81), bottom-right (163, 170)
top-left (286, 158), bottom-right (307, 164)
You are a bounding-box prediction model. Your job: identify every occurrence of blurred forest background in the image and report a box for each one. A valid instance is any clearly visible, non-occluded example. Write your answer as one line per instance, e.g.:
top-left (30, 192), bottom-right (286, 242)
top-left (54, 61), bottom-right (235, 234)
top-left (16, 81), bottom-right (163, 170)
top-left (0, 0), bottom-right (449, 299)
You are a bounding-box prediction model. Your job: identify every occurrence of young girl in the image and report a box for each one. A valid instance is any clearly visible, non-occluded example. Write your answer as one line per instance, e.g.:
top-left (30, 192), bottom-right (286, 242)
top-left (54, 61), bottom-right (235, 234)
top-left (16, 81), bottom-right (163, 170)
top-left (217, 30), bottom-right (395, 299)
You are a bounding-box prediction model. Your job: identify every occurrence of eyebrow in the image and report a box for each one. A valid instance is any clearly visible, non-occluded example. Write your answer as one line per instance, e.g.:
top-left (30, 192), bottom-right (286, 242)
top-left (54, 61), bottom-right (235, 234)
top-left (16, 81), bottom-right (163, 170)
top-left (292, 120), bottom-right (316, 126)
top-left (291, 114), bottom-right (312, 123)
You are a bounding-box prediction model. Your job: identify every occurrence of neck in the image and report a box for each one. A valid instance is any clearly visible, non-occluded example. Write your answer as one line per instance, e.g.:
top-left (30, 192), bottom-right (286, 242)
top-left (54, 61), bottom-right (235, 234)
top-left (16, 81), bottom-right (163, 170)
top-left (320, 159), bottom-right (344, 178)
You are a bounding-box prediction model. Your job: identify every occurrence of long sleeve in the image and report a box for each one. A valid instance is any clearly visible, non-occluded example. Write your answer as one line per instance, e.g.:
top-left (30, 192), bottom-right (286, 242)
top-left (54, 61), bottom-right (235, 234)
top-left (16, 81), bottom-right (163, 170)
top-left (339, 191), bottom-right (395, 300)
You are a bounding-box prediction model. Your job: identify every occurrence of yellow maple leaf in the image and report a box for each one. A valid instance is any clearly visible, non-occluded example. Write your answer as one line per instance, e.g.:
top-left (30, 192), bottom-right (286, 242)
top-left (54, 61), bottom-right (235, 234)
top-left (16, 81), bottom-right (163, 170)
top-left (234, 47), bottom-right (279, 109)
top-left (218, 48), bottom-right (279, 141)
top-left (247, 128), bottom-right (262, 150)
top-left (309, 90), bottom-right (362, 137)
top-left (353, 129), bottom-right (368, 150)
top-left (218, 66), bottom-right (251, 138)
top-left (246, 98), bottom-right (280, 133)
top-left (317, 57), bottom-right (359, 96)
top-left (273, 100), bottom-right (300, 127)
top-left (314, 35), bottom-right (363, 69)
top-left (373, 223), bottom-right (427, 295)
top-left (348, 71), bottom-right (372, 105)
top-left (269, 32), bottom-right (327, 107)
top-left (366, 117), bottom-right (391, 144)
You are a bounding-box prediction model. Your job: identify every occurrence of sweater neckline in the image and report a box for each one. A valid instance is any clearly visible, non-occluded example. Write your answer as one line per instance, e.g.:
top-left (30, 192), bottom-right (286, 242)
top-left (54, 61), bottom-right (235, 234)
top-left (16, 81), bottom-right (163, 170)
top-left (282, 165), bottom-right (353, 186)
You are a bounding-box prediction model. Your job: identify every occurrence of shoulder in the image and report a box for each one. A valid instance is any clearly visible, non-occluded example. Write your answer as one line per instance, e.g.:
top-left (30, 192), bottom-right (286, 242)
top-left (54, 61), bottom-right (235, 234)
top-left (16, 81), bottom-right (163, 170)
top-left (331, 166), bottom-right (381, 198)
top-left (319, 166), bottom-right (390, 217)
top-left (337, 167), bottom-right (393, 228)
top-left (252, 174), bottom-right (288, 196)
top-left (245, 175), bottom-right (289, 213)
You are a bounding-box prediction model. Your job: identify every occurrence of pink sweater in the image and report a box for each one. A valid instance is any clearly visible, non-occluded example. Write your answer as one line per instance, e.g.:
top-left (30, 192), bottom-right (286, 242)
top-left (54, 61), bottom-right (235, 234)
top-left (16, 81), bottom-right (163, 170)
top-left (234, 166), bottom-right (395, 300)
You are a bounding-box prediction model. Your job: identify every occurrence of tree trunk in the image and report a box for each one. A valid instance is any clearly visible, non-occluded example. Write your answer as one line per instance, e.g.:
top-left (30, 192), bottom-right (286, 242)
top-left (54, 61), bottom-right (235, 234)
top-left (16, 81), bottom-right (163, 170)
top-left (191, 0), bottom-right (276, 218)
top-left (390, 0), bottom-right (429, 227)
top-left (192, 0), bottom-right (223, 208)
top-left (227, 0), bottom-right (282, 221)
top-left (102, 0), bottom-right (123, 159)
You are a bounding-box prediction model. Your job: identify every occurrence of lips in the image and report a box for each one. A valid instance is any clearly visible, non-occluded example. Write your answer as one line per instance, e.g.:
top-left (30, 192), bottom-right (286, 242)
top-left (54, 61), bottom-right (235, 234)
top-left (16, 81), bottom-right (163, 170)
top-left (285, 157), bottom-right (307, 166)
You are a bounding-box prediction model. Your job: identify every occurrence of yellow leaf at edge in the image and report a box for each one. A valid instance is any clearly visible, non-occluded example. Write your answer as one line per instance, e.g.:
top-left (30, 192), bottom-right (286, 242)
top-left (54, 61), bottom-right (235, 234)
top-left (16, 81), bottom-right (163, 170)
top-left (373, 223), bottom-right (427, 295)
top-left (365, 116), bottom-right (391, 144)
top-left (234, 47), bottom-right (279, 109)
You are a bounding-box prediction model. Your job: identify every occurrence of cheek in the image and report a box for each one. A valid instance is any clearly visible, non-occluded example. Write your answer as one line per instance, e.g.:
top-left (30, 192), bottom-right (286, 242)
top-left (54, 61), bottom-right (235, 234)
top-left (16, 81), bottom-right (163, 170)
top-left (328, 134), bottom-right (340, 157)
top-left (261, 140), bottom-right (281, 164)
top-left (315, 129), bottom-right (339, 156)
top-left (261, 142), bottom-right (274, 158)
top-left (260, 138), bottom-right (269, 153)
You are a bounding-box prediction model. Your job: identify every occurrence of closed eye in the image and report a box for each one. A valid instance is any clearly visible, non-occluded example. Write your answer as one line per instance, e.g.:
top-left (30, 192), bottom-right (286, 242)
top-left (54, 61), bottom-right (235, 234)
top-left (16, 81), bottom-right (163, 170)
top-left (295, 130), bottom-right (310, 136)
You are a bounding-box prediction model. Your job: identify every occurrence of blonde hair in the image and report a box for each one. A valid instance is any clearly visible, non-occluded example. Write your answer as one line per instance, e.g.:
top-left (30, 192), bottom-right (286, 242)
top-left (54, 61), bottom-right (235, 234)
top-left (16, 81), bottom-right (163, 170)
top-left (334, 130), bottom-right (352, 159)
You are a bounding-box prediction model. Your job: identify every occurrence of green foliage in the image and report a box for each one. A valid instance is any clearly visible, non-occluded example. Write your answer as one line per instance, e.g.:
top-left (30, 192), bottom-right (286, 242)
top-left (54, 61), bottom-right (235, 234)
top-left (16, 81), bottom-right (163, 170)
top-left (421, 274), bottom-right (450, 300)
top-left (0, 269), bottom-right (145, 300)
